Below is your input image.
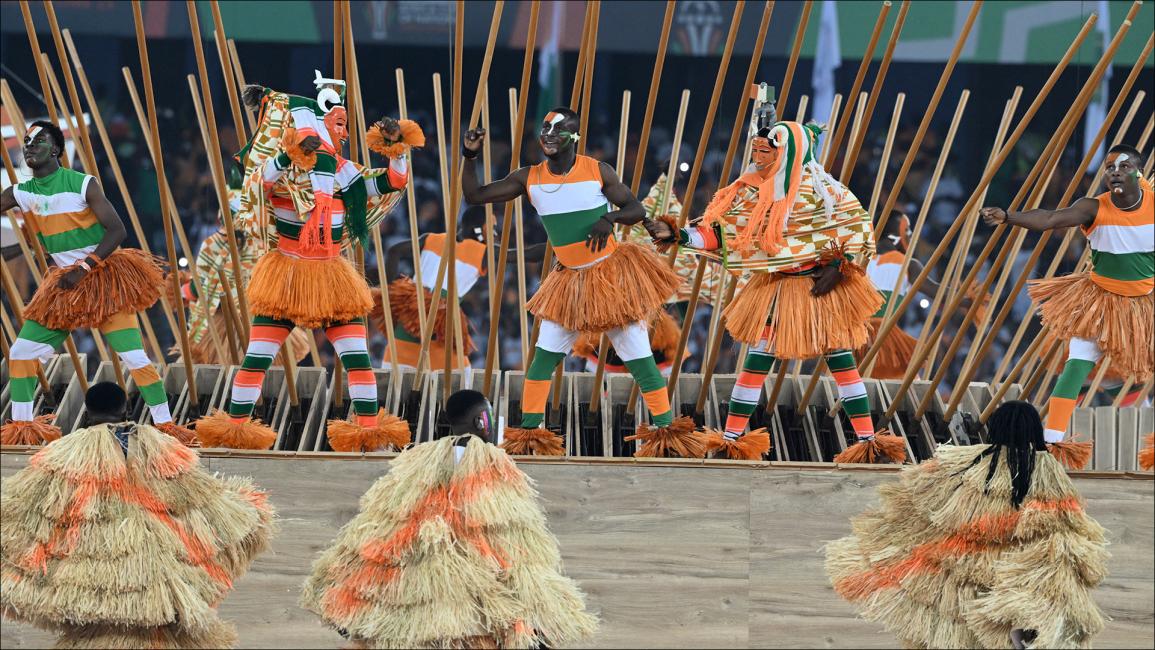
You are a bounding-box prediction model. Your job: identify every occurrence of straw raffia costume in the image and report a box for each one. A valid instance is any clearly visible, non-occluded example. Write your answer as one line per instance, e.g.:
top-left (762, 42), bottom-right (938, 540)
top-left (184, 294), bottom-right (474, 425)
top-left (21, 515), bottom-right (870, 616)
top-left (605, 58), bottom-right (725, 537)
top-left (859, 250), bottom-right (920, 380)
top-left (505, 150), bottom-right (698, 459)
top-left (1029, 178), bottom-right (1153, 468)
top-left (2, 164), bottom-right (191, 447)
top-left (196, 77), bottom-right (415, 453)
top-left (0, 421), bottom-right (276, 648)
top-left (825, 444), bottom-right (1108, 648)
top-left (301, 435), bottom-right (598, 648)
top-left (661, 122), bottom-right (899, 462)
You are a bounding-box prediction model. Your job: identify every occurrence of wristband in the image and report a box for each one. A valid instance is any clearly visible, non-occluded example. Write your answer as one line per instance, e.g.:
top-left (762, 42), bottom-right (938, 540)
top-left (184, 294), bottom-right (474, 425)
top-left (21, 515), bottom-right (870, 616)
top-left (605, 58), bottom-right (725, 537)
top-left (77, 260), bottom-right (92, 272)
top-left (85, 253), bottom-right (102, 267)
top-left (461, 144), bottom-right (479, 160)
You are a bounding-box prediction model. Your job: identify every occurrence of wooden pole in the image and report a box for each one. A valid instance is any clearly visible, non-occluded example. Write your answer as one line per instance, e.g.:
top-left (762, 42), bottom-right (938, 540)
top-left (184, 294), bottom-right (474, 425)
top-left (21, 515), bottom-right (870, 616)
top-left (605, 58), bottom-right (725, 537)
top-left (822, 1), bottom-right (891, 179)
top-left (897, 16), bottom-right (1131, 423)
top-left (511, 89), bottom-right (530, 365)
top-left (228, 39), bottom-right (256, 134)
top-left (857, 12), bottom-right (1098, 375)
top-left (867, 93), bottom-right (905, 217)
top-left (17, 1), bottom-right (58, 125)
top-left (393, 69), bottom-right (428, 344)
top-left (945, 33), bottom-right (1153, 420)
top-left (481, 2), bottom-right (539, 398)
top-left (841, 0), bottom-right (909, 184)
top-left (778, 0), bottom-right (812, 111)
top-left (628, 0), bottom-right (677, 191)
top-left (209, 0), bottom-right (247, 145)
top-left (133, 1), bottom-right (197, 404)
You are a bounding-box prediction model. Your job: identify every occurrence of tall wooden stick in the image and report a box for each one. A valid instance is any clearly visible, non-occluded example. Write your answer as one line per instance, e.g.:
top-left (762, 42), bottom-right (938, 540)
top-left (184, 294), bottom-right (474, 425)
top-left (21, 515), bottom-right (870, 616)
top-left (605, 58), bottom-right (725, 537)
top-left (394, 69), bottom-right (428, 344)
top-left (841, 0), bottom-right (909, 184)
top-left (867, 93), bottom-right (905, 217)
top-left (899, 16), bottom-right (1132, 422)
top-left (227, 39), bottom-right (256, 134)
top-left (778, 0), bottom-right (812, 110)
top-left (132, 1), bottom-right (197, 404)
top-left (823, 1), bottom-right (891, 178)
top-left (857, 12), bottom-right (1097, 376)
top-left (482, 1), bottom-right (538, 398)
top-left (629, 0), bottom-right (677, 191)
top-left (511, 88), bottom-right (530, 365)
top-left (209, 0), bottom-right (247, 145)
top-left (945, 33), bottom-right (1153, 420)
top-left (18, 1), bottom-right (58, 126)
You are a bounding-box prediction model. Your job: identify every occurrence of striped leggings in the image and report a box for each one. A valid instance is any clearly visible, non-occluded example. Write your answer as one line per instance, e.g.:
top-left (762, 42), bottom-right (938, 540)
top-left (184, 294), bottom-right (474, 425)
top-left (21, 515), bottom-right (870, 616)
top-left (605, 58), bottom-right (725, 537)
top-left (523, 319), bottom-right (673, 428)
top-left (228, 316), bottom-right (377, 426)
top-left (9, 313), bottom-right (171, 424)
top-left (1045, 337), bottom-right (1100, 443)
top-left (725, 326), bottom-right (874, 440)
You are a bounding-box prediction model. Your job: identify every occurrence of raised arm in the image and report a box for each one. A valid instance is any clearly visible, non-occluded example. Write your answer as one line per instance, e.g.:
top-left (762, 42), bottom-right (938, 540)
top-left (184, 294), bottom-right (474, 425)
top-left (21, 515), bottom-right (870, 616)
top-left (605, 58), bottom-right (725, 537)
top-left (980, 198), bottom-right (1097, 232)
top-left (0, 186), bottom-right (15, 213)
top-left (461, 128), bottom-right (528, 204)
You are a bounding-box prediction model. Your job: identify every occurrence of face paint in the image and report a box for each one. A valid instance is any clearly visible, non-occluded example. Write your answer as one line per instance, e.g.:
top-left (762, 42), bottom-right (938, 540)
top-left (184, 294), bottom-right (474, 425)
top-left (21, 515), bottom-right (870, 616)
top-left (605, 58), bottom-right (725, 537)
top-left (540, 113), bottom-right (579, 147)
top-left (24, 126), bottom-right (43, 143)
top-left (1105, 153), bottom-right (1138, 194)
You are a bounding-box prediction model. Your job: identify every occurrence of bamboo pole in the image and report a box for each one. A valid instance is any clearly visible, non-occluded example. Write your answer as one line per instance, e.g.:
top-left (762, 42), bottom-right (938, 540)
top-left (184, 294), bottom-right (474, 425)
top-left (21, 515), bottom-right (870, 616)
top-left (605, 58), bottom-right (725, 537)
top-left (823, 1), bottom-right (891, 178)
top-left (0, 84), bottom-right (44, 281)
top-left (61, 30), bottom-right (179, 368)
top-left (227, 39), bottom-right (256, 134)
top-left (1108, 376), bottom-right (1136, 408)
top-left (17, 1), bottom-right (58, 126)
top-left (899, 15), bottom-right (1132, 423)
top-left (857, 12), bottom-right (1099, 377)
top-left (840, 0), bottom-right (909, 185)
top-left (481, 88), bottom-right (497, 361)
top-left (216, 268), bottom-right (242, 366)
top-left (1080, 357), bottom-right (1112, 408)
top-left (511, 89), bottom-right (530, 366)
top-left (133, 1), bottom-right (197, 404)
top-left (394, 69), bottom-right (428, 344)
top-left (629, 0), bottom-right (677, 191)
top-left (333, 0), bottom-right (343, 79)
top-left (777, 0), bottom-right (812, 111)
top-left (482, 1), bottom-right (538, 398)
top-left (867, 93), bottom-right (904, 217)
top-left (873, 1), bottom-right (984, 238)
top-left (42, 1), bottom-right (98, 174)
top-left (209, 0), bottom-right (247, 145)
top-left (664, 1), bottom-right (765, 406)
top-left (944, 34), bottom-right (1153, 420)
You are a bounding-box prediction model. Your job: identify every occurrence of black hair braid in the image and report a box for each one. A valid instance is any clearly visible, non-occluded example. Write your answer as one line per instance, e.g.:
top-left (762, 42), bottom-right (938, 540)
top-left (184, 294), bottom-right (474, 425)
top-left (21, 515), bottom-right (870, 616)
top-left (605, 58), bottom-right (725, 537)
top-left (959, 401), bottom-right (1047, 509)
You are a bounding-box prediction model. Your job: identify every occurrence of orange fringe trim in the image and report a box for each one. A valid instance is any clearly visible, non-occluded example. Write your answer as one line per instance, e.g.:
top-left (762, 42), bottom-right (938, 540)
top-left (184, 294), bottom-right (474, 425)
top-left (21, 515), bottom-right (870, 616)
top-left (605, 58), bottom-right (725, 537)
top-left (833, 430), bottom-right (906, 464)
top-left (281, 127), bottom-right (317, 170)
top-left (705, 428), bottom-right (771, 460)
top-left (1, 415), bottom-right (61, 446)
top-left (723, 265), bottom-right (883, 358)
top-left (326, 409), bottom-right (411, 452)
top-left (1048, 440), bottom-right (1093, 470)
top-left (156, 421), bottom-right (200, 447)
top-left (24, 248), bottom-right (164, 330)
top-left (380, 278), bottom-right (475, 354)
top-left (1029, 272), bottom-right (1154, 381)
top-left (366, 119), bottom-right (425, 158)
top-left (195, 410), bottom-right (276, 450)
top-left (526, 242), bottom-right (681, 333)
top-left (1140, 433), bottom-right (1154, 472)
top-left (626, 416), bottom-right (705, 458)
top-left (500, 428), bottom-right (565, 456)
top-left (247, 250), bottom-right (373, 329)
top-left (857, 317), bottom-right (917, 380)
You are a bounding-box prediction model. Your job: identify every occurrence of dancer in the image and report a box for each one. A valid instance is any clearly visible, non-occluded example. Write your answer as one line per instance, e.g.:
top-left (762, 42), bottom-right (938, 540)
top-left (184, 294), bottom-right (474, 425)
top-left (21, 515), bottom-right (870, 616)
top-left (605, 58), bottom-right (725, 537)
top-left (374, 206), bottom-right (545, 370)
top-left (981, 143), bottom-right (1153, 468)
top-left (179, 162), bottom-right (309, 365)
top-left (1, 381), bottom-right (276, 649)
top-left (301, 388), bottom-right (599, 648)
top-left (461, 107), bottom-right (698, 457)
top-left (1, 121), bottom-right (191, 446)
top-left (196, 73), bottom-right (417, 452)
top-left (825, 400), bottom-right (1108, 648)
top-left (647, 121), bottom-right (899, 463)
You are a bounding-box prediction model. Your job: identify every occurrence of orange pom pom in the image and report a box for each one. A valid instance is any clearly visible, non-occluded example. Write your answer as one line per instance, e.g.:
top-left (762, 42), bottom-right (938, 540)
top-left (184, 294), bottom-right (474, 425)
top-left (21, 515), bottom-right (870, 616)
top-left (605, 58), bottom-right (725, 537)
top-left (366, 119), bottom-right (425, 158)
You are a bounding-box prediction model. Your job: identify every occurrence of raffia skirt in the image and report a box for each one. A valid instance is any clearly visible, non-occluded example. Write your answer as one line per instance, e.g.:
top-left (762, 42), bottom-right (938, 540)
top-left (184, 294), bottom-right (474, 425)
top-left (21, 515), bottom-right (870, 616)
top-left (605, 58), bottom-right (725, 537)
top-left (526, 242), bottom-right (681, 333)
top-left (722, 264), bottom-right (883, 360)
top-left (25, 248), bottom-right (164, 330)
top-left (1029, 272), bottom-right (1154, 381)
top-left (246, 250), bottom-right (373, 328)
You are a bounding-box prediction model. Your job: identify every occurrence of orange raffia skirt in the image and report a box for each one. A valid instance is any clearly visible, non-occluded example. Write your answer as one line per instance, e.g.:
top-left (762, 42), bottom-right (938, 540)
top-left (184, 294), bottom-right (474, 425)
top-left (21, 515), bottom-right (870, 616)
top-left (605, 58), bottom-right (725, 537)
top-left (526, 241), bottom-right (681, 333)
top-left (246, 250), bottom-right (373, 329)
top-left (25, 248), bottom-right (164, 330)
top-left (1029, 272), bottom-right (1154, 382)
top-left (722, 264), bottom-right (883, 360)
top-left (856, 317), bottom-right (918, 380)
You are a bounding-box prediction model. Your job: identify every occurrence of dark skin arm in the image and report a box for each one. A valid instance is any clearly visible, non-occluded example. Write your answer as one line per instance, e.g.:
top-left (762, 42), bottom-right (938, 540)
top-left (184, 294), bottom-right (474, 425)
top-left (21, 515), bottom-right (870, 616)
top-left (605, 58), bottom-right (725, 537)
top-left (385, 235), bottom-right (423, 282)
top-left (461, 128), bottom-right (530, 204)
top-left (586, 162), bottom-right (647, 252)
top-left (980, 199), bottom-right (1096, 232)
top-left (0, 186), bottom-right (15, 213)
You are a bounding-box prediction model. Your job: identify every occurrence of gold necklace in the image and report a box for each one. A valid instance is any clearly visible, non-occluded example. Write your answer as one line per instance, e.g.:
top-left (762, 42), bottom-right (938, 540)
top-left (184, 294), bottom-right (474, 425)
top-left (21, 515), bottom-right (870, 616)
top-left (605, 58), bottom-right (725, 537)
top-left (538, 159), bottom-right (576, 194)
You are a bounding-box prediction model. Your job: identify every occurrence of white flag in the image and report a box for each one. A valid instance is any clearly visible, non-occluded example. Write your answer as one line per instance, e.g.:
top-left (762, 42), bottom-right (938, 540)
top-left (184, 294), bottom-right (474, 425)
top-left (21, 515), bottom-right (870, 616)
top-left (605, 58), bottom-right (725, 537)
top-left (1083, 0), bottom-right (1112, 172)
top-left (811, 0), bottom-right (841, 150)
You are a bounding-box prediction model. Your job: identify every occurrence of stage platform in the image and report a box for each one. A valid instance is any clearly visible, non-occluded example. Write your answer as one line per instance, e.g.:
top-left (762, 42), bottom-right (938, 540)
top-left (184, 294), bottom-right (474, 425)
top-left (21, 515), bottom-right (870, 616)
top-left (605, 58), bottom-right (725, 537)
top-left (2, 450), bottom-right (1152, 649)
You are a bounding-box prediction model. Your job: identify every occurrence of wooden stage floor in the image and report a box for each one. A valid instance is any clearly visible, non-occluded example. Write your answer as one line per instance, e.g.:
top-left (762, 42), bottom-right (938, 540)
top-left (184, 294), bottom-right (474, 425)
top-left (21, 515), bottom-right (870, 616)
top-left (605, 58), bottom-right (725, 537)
top-left (2, 451), bottom-right (1152, 649)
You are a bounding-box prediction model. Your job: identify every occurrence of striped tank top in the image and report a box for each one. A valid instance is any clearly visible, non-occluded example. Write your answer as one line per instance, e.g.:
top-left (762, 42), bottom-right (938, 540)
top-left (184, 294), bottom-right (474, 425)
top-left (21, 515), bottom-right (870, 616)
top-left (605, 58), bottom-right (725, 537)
top-left (12, 167), bottom-right (103, 267)
top-left (419, 232), bottom-right (486, 297)
top-left (526, 155), bottom-right (616, 269)
top-left (866, 250), bottom-right (911, 318)
top-left (1083, 188), bottom-right (1154, 296)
